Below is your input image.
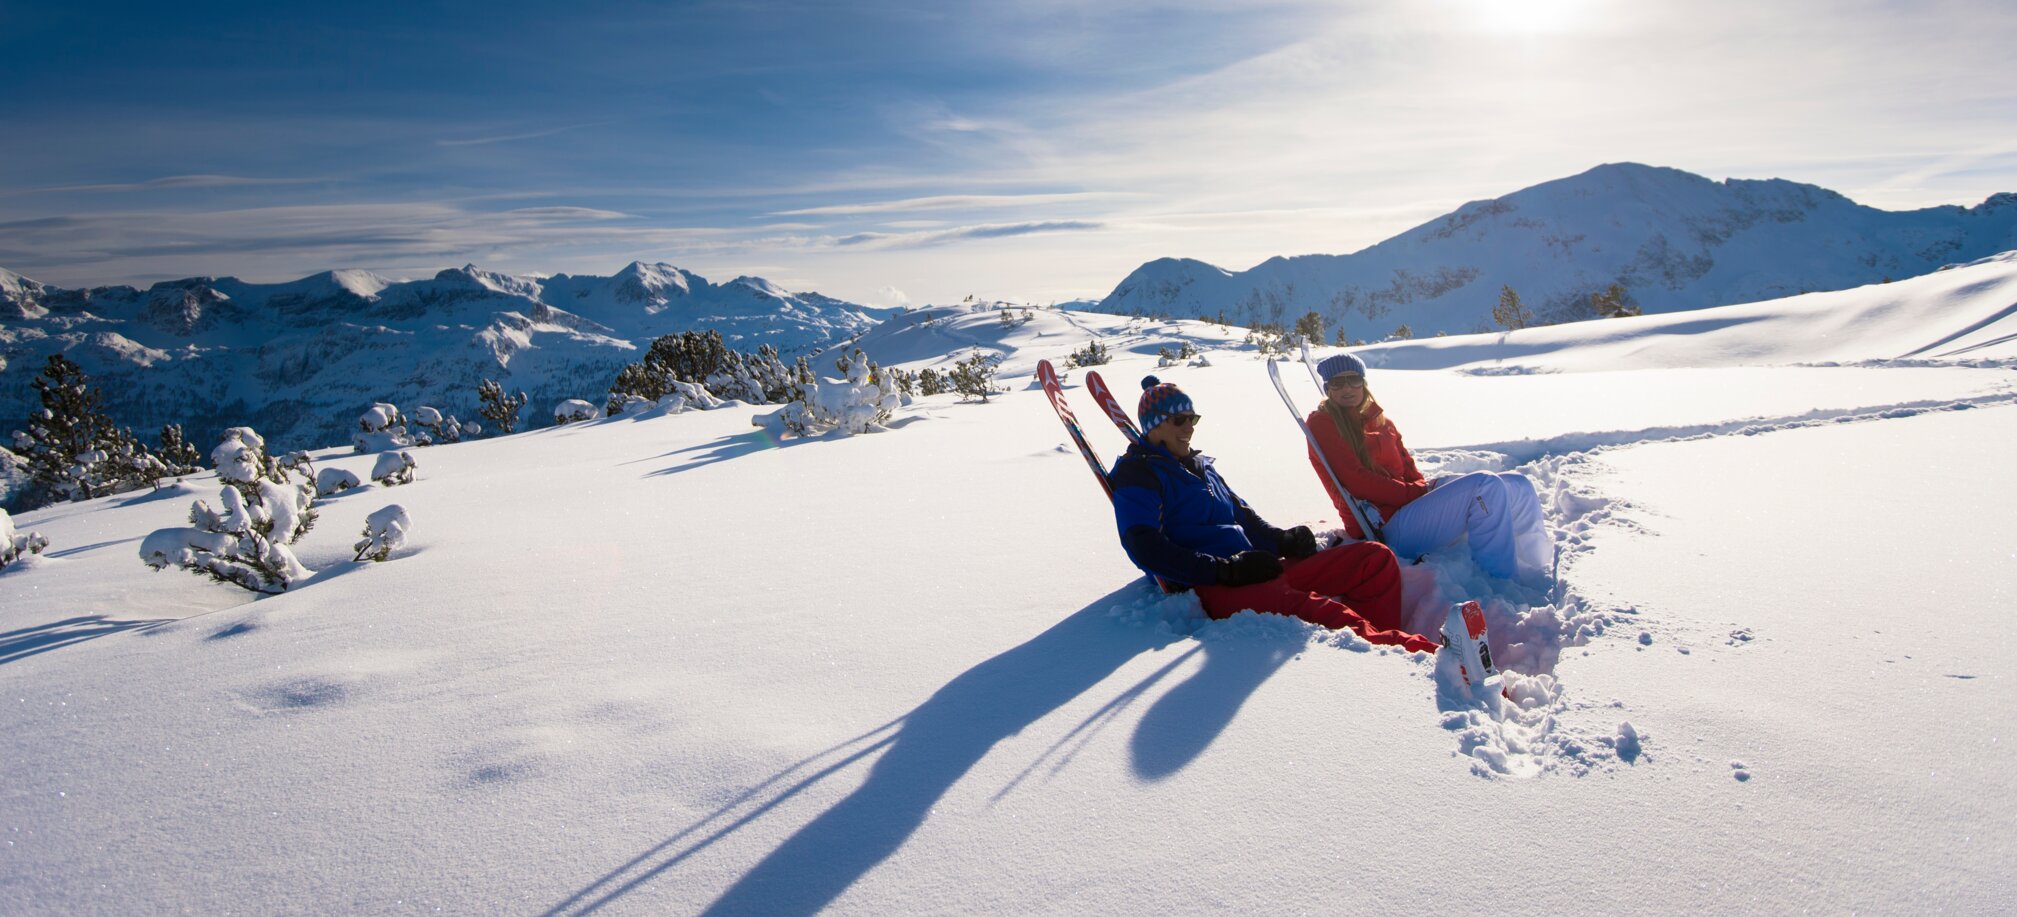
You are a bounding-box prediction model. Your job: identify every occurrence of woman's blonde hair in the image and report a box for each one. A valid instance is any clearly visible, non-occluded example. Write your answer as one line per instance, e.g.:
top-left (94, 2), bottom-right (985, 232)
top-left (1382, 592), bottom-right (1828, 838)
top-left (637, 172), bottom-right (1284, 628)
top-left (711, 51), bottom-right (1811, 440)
top-left (1318, 385), bottom-right (1386, 475)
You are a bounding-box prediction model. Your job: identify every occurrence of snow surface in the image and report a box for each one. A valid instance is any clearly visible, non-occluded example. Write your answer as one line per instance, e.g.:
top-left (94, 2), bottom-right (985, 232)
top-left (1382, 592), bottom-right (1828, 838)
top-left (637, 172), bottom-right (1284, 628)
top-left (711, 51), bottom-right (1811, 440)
top-left (3, 271), bottom-right (2015, 914)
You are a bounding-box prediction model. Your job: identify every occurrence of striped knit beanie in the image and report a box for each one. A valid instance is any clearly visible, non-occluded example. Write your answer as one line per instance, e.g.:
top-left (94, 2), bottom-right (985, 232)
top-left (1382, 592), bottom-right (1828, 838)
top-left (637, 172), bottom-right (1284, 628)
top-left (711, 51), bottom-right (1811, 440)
top-left (1137, 375), bottom-right (1195, 431)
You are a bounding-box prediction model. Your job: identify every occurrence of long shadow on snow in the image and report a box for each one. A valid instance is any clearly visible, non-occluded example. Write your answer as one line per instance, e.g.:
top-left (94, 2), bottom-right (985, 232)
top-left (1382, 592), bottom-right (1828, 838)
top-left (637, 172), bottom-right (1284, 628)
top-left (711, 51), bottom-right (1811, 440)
top-left (637, 429), bottom-right (802, 478)
top-left (544, 581), bottom-right (1267, 917)
top-left (0, 615), bottom-right (176, 666)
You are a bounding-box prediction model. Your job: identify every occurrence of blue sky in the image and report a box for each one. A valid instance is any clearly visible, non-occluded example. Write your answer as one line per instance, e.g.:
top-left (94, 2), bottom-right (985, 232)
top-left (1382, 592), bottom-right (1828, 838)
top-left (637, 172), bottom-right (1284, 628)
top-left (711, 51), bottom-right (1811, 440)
top-left (3, 0), bottom-right (2014, 307)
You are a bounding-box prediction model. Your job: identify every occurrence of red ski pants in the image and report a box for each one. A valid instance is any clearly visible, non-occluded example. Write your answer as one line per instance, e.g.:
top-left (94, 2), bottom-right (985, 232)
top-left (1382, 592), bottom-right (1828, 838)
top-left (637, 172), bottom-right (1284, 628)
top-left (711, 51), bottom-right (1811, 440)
top-left (1193, 542), bottom-right (1436, 653)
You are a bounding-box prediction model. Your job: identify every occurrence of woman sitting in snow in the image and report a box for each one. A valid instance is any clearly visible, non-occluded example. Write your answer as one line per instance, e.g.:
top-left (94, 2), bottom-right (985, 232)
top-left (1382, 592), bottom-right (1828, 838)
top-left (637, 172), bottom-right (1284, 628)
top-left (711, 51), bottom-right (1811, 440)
top-left (1111, 375), bottom-right (1439, 652)
top-left (1301, 353), bottom-right (1550, 586)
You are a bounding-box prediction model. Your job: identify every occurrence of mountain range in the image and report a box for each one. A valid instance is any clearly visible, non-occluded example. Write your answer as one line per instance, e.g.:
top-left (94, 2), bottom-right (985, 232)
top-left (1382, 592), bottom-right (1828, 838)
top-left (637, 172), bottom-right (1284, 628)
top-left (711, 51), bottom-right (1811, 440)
top-left (1094, 163), bottom-right (2017, 336)
top-left (0, 262), bottom-right (893, 455)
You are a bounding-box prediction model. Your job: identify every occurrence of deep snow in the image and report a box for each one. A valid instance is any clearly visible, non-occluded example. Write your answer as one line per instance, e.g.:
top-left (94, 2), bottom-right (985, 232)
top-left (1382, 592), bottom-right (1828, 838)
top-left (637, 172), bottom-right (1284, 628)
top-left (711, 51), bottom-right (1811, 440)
top-left (3, 263), bottom-right (2015, 914)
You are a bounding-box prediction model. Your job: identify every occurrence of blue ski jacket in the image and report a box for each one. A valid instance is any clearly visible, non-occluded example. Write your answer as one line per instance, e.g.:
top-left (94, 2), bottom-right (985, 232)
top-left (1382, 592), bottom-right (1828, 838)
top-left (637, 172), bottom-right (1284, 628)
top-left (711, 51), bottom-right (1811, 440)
top-left (1110, 441), bottom-right (1290, 587)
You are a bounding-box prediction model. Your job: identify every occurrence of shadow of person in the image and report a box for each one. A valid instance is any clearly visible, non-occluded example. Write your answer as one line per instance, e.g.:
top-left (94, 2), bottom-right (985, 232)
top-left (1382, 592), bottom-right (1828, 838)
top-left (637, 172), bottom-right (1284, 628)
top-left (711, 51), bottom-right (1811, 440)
top-left (546, 581), bottom-right (1199, 917)
top-left (1128, 628), bottom-right (1302, 781)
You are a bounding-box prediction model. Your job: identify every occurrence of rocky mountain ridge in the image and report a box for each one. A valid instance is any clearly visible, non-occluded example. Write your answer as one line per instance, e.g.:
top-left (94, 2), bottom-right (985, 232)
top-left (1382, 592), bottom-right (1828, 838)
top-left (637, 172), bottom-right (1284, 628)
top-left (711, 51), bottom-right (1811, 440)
top-left (0, 262), bottom-right (893, 455)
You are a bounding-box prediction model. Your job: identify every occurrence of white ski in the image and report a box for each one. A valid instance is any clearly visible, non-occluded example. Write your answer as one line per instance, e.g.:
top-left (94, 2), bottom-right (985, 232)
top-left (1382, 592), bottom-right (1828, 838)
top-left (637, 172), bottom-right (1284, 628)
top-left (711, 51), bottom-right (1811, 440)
top-left (1264, 357), bottom-right (1386, 543)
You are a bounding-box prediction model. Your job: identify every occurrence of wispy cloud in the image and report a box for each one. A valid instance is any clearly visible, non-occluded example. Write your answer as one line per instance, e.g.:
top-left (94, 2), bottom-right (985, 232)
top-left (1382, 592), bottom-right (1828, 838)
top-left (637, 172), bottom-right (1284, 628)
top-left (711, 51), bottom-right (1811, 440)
top-left (771, 192), bottom-right (1130, 216)
top-left (831, 220), bottom-right (1104, 248)
top-left (502, 206), bottom-right (634, 221)
top-left (435, 122), bottom-right (610, 147)
top-left (33, 174), bottom-right (332, 194)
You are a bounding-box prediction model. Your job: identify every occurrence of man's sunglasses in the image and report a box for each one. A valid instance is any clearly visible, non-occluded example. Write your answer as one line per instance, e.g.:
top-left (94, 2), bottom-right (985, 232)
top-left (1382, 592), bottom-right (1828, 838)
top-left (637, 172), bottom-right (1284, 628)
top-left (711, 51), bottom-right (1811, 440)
top-left (1168, 414), bottom-right (1202, 428)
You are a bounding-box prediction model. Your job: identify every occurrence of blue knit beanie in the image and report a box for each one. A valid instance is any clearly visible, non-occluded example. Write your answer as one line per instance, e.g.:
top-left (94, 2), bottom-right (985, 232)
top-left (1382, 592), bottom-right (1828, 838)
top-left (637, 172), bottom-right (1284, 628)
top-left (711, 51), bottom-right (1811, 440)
top-left (1316, 353), bottom-right (1368, 384)
top-left (1137, 375), bottom-right (1195, 431)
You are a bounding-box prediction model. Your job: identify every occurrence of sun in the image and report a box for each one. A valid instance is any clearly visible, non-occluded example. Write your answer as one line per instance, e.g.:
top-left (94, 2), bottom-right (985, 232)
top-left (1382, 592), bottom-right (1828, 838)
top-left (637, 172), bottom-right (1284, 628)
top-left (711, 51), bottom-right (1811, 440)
top-left (1466, 0), bottom-right (1593, 34)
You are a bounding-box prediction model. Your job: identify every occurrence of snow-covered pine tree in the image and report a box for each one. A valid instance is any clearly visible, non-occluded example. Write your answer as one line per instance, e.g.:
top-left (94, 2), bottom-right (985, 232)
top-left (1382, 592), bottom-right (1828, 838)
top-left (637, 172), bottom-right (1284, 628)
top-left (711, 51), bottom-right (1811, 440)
top-left (553, 400), bottom-right (599, 425)
top-left (353, 504), bottom-right (411, 562)
top-left (354, 403), bottom-right (412, 453)
top-left (1066, 340), bottom-right (1110, 367)
top-left (779, 347), bottom-right (903, 435)
top-left (919, 368), bottom-right (947, 396)
top-left (96, 425), bottom-right (167, 492)
top-left (1, 507), bottom-right (50, 570)
top-left (8, 354), bottom-right (158, 507)
top-left (949, 350), bottom-right (1001, 402)
top-left (158, 424), bottom-right (204, 477)
top-left (477, 380), bottom-right (527, 434)
top-left (370, 450), bottom-right (416, 486)
top-left (409, 406), bottom-right (467, 445)
top-left (140, 427), bottom-right (317, 594)
top-left (316, 467), bottom-right (361, 496)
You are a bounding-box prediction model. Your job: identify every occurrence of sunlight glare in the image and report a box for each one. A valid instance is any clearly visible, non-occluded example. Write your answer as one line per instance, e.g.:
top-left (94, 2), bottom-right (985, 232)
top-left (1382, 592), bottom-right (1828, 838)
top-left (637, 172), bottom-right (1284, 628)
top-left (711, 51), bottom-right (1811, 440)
top-left (1462, 0), bottom-right (1593, 34)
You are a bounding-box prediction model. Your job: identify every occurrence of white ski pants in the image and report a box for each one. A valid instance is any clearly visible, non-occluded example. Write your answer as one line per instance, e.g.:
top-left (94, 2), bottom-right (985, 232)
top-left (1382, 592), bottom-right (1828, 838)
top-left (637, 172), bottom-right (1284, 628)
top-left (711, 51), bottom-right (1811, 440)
top-left (1382, 471), bottom-right (1549, 583)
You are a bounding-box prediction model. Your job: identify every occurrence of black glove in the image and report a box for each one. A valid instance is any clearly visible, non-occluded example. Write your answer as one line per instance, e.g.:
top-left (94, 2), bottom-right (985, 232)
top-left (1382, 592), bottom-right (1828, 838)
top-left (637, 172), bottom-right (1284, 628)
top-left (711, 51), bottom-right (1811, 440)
top-left (1280, 525), bottom-right (1318, 559)
top-left (1216, 550), bottom-right (1283, 587)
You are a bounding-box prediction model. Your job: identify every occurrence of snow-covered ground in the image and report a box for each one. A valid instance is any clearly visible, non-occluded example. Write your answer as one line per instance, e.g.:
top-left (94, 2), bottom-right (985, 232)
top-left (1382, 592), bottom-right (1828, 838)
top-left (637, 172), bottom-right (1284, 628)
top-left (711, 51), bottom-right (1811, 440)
top-left (4, 259), bottom-right (2015, 914)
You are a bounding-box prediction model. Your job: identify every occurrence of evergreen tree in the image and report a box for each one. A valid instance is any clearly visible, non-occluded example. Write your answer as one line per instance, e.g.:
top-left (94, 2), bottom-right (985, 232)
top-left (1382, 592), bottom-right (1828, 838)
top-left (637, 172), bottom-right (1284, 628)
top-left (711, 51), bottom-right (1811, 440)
top-left (1066, 339), bottom-right (1110, 367)
top-left (1591, 283), bottom-right (1641, 318)
top-left (8, 354), bottom-right (156, 507)
top-left (1493, 285), bottom-right (1533, 331)
top-left (477, 380), bottom-right (528, 434)
top-left (141, 427), bottom-right (316, 594)
top-left (1294, 311), bottom-right (1327, 345)
top-left (159, 424), bottom-right (204, 477)
top-left (949, 351), bottom-right (1001, 403)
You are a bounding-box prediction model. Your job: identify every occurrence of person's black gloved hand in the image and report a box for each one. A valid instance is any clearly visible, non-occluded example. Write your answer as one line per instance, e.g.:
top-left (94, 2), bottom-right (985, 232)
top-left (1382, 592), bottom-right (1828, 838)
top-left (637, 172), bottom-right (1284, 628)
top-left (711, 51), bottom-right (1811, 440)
top-left (1280, 525), bottom-right (1318, 559)
top-left (1216, 550), bottom-right (1283, 587)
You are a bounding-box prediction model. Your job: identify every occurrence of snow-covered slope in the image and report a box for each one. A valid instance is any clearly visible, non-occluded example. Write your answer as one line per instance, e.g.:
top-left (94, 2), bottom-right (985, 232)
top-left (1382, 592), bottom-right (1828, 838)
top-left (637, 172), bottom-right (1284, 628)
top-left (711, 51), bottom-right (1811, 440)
top-left (4, 275), bottom-right (2015, 914)
top-left (1096, 163), bottom-right (2017, 336)
top-left (1354, 250), bottom-right (2017, 372)
top-left (0, 262), bottom-right (894, 453)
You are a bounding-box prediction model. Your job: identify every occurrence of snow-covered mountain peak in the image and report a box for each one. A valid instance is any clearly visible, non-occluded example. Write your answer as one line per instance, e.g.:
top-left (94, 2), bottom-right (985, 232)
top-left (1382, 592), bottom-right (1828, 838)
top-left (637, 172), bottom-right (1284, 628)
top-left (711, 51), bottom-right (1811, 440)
top-left (1976, 191), bottom-right (2017, 215)
top-left (432, 264), bottom-right (543, 300)
top-left (326, 269), bottom-right (392, 299)
top-left (726, 275), bottom-right (789, 300)
top-left (1096, 163), bottom-right (2017, 334)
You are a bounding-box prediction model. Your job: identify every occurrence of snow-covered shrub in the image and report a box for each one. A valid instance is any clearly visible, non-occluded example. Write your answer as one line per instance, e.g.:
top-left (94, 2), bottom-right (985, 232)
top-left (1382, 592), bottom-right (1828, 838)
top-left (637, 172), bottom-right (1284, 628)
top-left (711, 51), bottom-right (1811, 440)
top-left (370, 450), bottom-right (416, 486)
top-left (779, 348), bottom-right (904, 436)
top-left (409, 406), bottom-right (471, 445)
top-left (2, 507), bottom-right (50, 570)
top-left (553, 400), bottom-right (599, 424)
top-left (353, 504), bottom-right (411, 562)
top-left (949, 350), bottom-right (1002, 402)
top-left (610, 393), bottom-right (654, 416)
top-left (354, 402), bottom-right (412, 453)
top-left (918, 368), bottom-right (947, 396)
top-left (316, 467), bottom-right (362, 496)
top-left (1066, 340), bottom-right (1109, 367)
top-left (608, 330), bottom-right (805, 409)
top-left (140, 427), bottom-right (317, 594)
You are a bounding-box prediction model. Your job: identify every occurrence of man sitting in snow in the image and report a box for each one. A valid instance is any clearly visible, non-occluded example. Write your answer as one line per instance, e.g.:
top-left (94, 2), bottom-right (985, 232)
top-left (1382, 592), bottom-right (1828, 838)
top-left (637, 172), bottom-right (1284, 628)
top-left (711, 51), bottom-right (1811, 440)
top-left (1110, 375), bottom-right (1439, 652)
